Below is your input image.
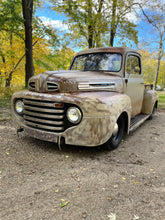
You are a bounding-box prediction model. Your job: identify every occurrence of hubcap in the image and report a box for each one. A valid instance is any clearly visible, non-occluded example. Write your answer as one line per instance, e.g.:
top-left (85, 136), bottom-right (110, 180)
top-left (112, 123), bottom-right (119, 136)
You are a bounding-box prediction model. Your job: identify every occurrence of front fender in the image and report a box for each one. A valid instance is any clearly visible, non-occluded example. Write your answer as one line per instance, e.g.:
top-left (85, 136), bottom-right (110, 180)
top-left (64, 92), bottom-right (132, 146)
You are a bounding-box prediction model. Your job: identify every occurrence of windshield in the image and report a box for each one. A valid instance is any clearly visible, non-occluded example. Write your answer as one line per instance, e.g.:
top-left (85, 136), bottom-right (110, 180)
top-left (71, 53), bottom-right (122, 72)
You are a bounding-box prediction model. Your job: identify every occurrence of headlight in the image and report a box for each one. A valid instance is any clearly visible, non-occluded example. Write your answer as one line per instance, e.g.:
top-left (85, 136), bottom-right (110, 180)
top-left (15, 100), bottom-right (24, 114)
top-left (67, 107), bottom-right (82, 124)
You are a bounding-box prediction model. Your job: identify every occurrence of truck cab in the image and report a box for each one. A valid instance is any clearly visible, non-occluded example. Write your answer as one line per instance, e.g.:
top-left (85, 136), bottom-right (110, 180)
top-left (12, 47), bottom-right (158, 150)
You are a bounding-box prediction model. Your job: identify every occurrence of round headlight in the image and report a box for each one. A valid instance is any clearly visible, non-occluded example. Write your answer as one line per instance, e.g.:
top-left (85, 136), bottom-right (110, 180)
top-left (15, 100), bottom-right (24, 114)
top-left (67, 107), bottom-right (82, 124)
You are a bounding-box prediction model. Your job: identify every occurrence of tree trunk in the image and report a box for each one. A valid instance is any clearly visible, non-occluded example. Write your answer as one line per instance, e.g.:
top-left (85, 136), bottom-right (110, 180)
top-left (154, 36), bottom-right (163, 90)
top-left (5, 72), bottom-right (13, 87)
top-left (22, 0), bottom-right (34, 87)
top-left (110, 0), bottom-right (117, 47)
top-left (96, 0), bottom-right (104, 47)
top-left (5, 33), bottom-right (14, 87)
top-left (87, 0), bottom-right (93, 48)
top-left (88, 25), bottom-right (93, 48)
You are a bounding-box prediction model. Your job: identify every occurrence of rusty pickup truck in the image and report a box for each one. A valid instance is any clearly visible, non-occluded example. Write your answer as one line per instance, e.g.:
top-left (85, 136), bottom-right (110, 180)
top-left (12, 47), bottom-right (158, 150)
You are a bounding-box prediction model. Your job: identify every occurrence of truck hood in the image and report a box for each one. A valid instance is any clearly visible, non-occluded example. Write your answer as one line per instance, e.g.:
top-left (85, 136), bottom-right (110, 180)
top-left (28, 70), bottom-right (124, 93)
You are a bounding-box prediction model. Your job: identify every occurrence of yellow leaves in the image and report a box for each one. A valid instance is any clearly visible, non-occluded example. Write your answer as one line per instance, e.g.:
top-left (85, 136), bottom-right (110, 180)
top-left (140, 49), bottom-right (164, 86)
top-left (133, 181), bottom-right (138, 184)
top-left (0, 27), bottom-right (75, 89)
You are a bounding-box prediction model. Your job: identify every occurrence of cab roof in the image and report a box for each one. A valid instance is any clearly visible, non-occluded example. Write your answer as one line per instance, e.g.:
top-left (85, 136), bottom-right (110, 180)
top-left (76, 47), bottom-right (141, 57)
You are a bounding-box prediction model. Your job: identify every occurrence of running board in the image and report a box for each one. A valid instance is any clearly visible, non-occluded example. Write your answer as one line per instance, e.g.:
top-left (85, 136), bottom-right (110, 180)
top-left (129, 114), bottom-right (150, 132)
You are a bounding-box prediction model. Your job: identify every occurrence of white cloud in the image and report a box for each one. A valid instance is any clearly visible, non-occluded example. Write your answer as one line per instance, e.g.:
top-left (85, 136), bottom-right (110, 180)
top-left (39, 16), bottom-right (69, 31)
top-left (125, 10), bottom-right (139, 24)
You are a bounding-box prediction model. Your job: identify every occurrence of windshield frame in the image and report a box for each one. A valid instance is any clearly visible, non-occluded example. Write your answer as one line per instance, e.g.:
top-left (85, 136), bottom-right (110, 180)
top-left (70, 52), bottom-right (123, 73)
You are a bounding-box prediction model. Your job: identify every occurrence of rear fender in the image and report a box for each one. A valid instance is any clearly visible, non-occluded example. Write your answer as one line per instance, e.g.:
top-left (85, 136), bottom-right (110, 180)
top-left (142, 90), bottom-right (158, 115)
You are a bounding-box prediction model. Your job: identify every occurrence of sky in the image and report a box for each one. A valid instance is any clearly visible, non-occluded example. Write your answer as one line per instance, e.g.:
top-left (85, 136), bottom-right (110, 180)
top-left (35, 1), bottom-right (164, 52)
top-left (35, 3), bottom-right (69, 32)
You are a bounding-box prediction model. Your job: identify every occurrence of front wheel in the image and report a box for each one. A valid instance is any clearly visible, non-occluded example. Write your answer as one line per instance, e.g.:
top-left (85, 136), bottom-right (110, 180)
top-left (104, 115), bottom-right (125, 150)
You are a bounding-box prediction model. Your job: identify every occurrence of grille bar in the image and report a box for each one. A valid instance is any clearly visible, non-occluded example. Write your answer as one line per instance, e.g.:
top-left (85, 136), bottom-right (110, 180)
top-left (29, 81), bottom-right (35, 89)
top-left (24, 104), bottom-right (64, 114)
top-left (24, 99), bottom-right (57, 107)
top-left (24, 115), bottom-right (64, 125)
top-left (23, 99), bottom-right (65, 132)
top-left (23, 110), bottom-right (64, 119)
top-left (25, 121), bottom-right (64, 131)
top-left (47, 82), bottom-right (59, 91)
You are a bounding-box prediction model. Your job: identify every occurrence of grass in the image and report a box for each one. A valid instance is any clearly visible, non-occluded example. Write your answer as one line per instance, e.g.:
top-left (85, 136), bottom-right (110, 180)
top-left (157, 91), bottom-right (165, 110)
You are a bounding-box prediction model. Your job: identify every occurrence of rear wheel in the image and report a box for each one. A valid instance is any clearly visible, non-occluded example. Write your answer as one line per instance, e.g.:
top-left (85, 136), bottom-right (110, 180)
top-left (104, 115), bottom-right (125, 150)
top-left (148, 103), bottom-right (156, 120)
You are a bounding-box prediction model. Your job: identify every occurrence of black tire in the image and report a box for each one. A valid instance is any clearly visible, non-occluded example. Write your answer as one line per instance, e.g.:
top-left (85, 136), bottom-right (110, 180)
top-left (104, 115), bottom-right (125, 150)
top-left (148, 103), bottom-right (156, 120)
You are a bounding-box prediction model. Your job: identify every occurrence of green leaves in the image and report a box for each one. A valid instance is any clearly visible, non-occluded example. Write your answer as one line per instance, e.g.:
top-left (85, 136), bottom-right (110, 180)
top-left (50, 0), bottom-right (139, 48)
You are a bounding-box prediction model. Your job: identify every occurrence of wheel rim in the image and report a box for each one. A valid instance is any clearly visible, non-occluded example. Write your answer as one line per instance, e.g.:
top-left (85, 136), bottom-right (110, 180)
top-left (111, 119), bottom-right (123, 144)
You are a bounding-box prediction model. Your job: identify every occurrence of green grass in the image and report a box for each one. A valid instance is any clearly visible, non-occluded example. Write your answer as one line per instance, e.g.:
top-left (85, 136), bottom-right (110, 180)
top-left (157, 91), bottom-right (165, 110)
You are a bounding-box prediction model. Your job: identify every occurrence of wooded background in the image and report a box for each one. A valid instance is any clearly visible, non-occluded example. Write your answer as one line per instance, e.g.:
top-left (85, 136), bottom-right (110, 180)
top-left (0, 0), bottom-right (164, 96)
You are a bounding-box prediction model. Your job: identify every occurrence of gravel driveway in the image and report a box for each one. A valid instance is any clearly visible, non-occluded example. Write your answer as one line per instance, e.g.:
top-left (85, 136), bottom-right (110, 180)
top-left (0, 108), bottom-right (165, 220)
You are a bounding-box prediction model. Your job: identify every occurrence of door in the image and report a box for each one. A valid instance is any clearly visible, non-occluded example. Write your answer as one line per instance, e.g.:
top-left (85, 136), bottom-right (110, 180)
top-left (125, 54), bottom-right (144, 116)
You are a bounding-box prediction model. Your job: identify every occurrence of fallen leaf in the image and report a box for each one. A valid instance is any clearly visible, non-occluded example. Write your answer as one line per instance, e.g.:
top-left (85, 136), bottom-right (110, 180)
top-left (55, 189), bottom-right (59, 193)
top-left (122, 177), bottom-right (126, 180)
top-left (107, 213), bottom-right (116, 220)
top-left (134, 181), bottom-right (138, 184)
top-left (133, 215), bottom-right (140, 220)
top-left (60, 200), bottom-right (70, 208)
top-left (150, 169), bottom-right (154, 172)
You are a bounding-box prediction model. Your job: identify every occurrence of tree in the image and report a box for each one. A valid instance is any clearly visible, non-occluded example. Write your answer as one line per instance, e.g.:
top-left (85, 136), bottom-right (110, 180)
top-left (139, 0), bottom-right (165, 89)
top-left (0, 0), bottom-right (24, 87)
top-left (22, 0), bottom-right (34, 87)
top-left (0, 0), bottom-right (60, 88)
top-left (50, 0), bottom-right (139, 48)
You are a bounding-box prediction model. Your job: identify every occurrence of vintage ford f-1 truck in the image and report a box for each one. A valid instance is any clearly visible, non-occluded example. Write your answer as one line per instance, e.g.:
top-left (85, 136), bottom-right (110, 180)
top-left (12, 47), bottom-right (158, 150)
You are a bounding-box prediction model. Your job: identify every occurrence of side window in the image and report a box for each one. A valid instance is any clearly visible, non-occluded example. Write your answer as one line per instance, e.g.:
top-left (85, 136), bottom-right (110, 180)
top-left (126, 55), bottom-right (141, 75)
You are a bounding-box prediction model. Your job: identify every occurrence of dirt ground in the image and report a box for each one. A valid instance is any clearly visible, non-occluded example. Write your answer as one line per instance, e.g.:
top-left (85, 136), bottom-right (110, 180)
top-left (0, 107), bottom-right (165, 220)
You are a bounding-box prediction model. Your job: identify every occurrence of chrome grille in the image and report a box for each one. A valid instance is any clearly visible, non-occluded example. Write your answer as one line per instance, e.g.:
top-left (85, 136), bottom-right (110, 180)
top-left (29, 81), bottom-right (35, 90)
top-left (23, 99), bottom-right (64, 132)
top-left (47, 82), bottom-right (59, 91)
